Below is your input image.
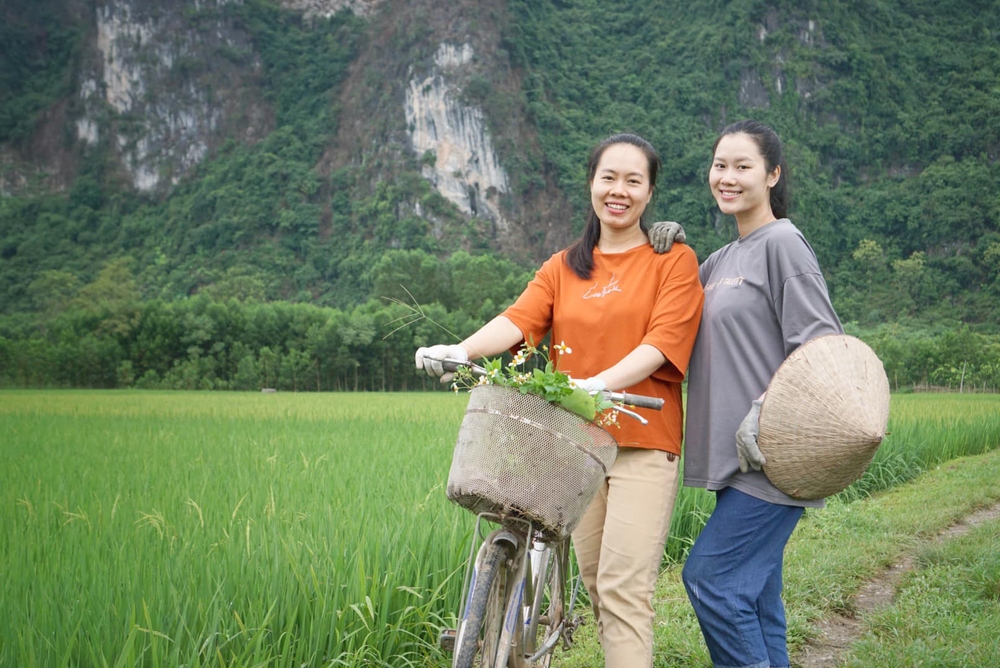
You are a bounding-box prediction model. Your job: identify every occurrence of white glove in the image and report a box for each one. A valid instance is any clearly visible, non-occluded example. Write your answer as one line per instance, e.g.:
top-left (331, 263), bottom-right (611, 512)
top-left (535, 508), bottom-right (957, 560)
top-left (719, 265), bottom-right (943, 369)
top-left (735, 399), bottom-right (767, 473)
top-left (415, 344), bottom-right (468, 383)
top-left (570, 376), bottom-right (606, 394)
top-left (648, 221), bottom-right (687, 254)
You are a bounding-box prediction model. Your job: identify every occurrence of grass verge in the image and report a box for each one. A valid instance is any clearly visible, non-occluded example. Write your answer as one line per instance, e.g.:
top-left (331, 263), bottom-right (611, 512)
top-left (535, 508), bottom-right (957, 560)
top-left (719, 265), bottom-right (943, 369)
top-left (843, 517), bottom-right (1000, 667)
top-left (559, 447), bottom-right (1000, 667)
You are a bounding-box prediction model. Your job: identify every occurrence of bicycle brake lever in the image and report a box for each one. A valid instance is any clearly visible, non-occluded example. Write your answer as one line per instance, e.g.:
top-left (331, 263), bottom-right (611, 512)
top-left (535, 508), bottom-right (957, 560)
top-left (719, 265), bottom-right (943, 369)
top-left (612, 405), bottom-right (647, 425)
top-left (591, 390), bottom-right (652, 424)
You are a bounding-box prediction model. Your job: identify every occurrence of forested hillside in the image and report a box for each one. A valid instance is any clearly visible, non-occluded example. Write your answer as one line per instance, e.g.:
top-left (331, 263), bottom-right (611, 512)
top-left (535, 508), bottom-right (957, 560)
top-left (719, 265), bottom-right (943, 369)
top-left (2, 0), bottom-right (999, 391)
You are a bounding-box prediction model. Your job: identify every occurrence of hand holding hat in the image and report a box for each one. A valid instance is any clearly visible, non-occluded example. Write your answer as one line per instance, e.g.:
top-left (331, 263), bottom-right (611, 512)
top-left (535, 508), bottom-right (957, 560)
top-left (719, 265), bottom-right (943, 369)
top-left (735, 398), bottom-right (767, 473)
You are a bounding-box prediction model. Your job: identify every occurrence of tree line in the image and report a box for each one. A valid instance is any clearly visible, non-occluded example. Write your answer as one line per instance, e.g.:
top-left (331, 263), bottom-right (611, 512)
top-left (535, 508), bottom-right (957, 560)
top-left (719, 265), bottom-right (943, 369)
top-left (2, 255), bottom-right (999, 393)
top-left (0, 252), bottom-right (530, 392)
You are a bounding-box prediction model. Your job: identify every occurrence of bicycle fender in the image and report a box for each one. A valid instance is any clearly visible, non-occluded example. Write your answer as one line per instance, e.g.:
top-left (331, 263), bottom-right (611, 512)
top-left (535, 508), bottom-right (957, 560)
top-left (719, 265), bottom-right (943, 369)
top-left (489, 528), bottom-right (522, 551)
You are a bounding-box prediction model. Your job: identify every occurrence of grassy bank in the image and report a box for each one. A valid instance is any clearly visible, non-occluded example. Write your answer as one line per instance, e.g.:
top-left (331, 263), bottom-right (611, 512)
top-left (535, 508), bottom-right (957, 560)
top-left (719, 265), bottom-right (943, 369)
top-left (562, 447), bottom-right (1000, 667)
top-left (843, 507), bottom-right (1000, 666)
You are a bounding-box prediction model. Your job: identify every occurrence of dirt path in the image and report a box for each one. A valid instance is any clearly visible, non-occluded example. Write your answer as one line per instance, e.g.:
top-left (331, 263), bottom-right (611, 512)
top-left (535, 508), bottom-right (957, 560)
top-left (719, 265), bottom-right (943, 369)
top-left (793, 500), bottom-right (1000, 668)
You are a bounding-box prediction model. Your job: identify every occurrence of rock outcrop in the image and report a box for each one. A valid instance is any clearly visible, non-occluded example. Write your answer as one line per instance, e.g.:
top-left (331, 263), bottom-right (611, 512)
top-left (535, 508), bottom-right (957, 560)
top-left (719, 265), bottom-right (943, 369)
top-left (78, 0), bottom-right (268, 192)
top-left (405, 43), bottom-right (510, 232)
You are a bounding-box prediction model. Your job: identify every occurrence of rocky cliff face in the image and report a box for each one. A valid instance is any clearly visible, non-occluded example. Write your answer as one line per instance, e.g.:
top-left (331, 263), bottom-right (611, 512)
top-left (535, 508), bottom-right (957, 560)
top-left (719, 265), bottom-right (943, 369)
top-left (77, 0), bottom-right (270, 192)
top-left (404, 42), bottom-right (511, 232)
top-left (278, 0), bottom-right (381, 18)
top-left (323, 0), bottom-right (571, 261)
top-left (5, 0), bottom-right (567, 260)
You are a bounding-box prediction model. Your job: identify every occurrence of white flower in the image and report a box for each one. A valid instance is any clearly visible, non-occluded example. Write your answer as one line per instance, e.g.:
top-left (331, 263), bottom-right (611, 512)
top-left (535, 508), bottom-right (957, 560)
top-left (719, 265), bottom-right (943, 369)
top-left (553, 341), bottom-right (572, 355)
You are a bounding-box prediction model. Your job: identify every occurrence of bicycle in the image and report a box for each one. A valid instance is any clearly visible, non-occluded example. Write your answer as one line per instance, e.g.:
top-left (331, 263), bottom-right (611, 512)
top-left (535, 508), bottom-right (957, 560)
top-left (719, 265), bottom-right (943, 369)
top-left (432, 358), bottom-right (663, 668)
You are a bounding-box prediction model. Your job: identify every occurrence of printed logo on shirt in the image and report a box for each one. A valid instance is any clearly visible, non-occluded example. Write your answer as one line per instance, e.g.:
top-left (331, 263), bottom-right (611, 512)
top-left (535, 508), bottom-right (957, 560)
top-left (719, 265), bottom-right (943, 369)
top-left (583, 274), bottom-right (622, 299)
top-left (704, 276), bottom-right (746, 292)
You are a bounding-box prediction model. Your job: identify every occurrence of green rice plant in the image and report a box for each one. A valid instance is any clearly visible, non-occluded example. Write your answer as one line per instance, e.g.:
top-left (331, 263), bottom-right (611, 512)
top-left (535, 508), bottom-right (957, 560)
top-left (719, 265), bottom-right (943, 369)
top-left (664, 393), bottom-right (1000, 561)
top-left (3, 390), bottom-right (999, 667)
top-left (1, 390), bottom-right (472, 667)
top-left (664, 475), bottom-right (714, 563)
top-left (837, 393), bottom-right (1000, 502)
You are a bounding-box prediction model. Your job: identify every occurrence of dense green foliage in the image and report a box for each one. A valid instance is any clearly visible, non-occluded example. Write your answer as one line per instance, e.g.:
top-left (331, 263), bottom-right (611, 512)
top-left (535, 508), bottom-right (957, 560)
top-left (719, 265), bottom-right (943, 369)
top-left (503, 0), bottom-right (1000, 326)
top-left (1, 0), bottom-right (999, 389)
top-left (0, 0), bottom-right (82, 144)
top-left (2, 257), bottom-right (998, 391)
top-left (0, 252), bottom-right (534, 391)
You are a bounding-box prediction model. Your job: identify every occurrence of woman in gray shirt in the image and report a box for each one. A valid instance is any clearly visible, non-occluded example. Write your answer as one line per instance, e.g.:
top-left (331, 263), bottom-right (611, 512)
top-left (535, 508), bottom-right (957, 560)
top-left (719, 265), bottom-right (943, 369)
top-left (653, 120), bottom-right (842, 668)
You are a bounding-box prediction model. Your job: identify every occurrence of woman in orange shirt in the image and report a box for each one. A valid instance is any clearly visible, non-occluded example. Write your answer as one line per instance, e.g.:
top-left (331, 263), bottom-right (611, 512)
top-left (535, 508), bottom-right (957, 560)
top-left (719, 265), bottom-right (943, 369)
top-left (416, 133), bottom-right (703, 667)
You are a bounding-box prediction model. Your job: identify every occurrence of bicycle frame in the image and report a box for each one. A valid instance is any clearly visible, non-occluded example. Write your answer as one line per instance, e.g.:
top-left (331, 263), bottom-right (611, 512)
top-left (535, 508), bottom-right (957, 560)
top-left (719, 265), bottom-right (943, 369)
top-left (434, 356), bottom-right (663, 666)
top-left (523, 538), bottom-right (579, 662)
top-left (454, 511), bottom-right (577, 668)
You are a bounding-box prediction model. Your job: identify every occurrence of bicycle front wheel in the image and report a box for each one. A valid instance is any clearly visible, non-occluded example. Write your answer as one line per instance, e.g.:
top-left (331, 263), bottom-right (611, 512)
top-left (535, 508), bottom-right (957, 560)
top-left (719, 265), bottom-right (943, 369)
top-left (454, 539), bottom-right (517, 668)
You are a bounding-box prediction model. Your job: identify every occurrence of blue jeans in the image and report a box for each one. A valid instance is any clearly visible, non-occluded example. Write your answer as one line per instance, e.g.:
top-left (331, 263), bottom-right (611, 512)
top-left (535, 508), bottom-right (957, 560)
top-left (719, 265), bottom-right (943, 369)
top-left (681, 487), bottom-right (804, 668)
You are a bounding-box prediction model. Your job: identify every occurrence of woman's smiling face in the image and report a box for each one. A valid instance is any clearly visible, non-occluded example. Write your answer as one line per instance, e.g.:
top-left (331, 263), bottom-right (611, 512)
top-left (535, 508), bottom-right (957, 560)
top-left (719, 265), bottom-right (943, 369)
top-left (708, 132), bottom-right (780, 223)
top-left (590, 143), bottom-right (654, 232)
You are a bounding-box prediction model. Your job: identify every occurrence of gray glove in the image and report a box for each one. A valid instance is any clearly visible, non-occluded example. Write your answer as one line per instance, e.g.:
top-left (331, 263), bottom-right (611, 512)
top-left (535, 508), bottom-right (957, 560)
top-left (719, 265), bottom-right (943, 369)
top-left (648, 221), bottom-right (687, 254)
top-left (415, 344), bottom-right (468, 383)
top-left (735, 399), bottom-right (766, 473)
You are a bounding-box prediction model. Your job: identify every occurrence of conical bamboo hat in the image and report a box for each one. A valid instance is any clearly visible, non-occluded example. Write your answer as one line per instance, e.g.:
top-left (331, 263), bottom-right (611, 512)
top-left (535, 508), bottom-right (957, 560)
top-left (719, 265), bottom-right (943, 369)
top-left (758, 334), bottom-right (890, 500)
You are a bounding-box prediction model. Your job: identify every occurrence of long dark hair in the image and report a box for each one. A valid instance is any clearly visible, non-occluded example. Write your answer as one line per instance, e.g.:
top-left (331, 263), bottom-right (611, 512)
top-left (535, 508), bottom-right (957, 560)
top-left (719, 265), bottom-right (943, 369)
top-left (565, 133), bottom-right (661, 279)
top-left (713, 120), bottom-right (790, 219)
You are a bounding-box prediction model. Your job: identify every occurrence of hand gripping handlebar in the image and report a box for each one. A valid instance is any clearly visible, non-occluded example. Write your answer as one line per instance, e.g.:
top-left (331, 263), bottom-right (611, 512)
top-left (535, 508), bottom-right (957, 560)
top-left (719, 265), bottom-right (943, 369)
top-left (431, 357), bottom-right (665, 421)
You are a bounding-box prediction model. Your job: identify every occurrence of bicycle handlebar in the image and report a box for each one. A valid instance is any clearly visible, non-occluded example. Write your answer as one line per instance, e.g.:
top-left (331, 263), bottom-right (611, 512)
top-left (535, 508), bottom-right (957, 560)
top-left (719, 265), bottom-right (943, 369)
top-left (611, 392), bottom-right (665, 410)
top-left (432, 357), bottom-right (666, 412)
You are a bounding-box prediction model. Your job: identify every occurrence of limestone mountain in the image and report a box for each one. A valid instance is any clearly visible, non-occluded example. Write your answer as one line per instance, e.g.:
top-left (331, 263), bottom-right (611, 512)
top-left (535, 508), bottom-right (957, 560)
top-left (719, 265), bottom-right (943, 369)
top-left (2, 0), bottom-right (998, 328)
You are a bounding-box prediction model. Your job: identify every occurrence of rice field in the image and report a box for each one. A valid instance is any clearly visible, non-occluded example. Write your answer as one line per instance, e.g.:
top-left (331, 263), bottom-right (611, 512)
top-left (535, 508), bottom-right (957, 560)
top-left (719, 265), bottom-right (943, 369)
top-left (1, 391), bottom-right (471, 667)
top-left (3, 389), bottom-right (1000, 667)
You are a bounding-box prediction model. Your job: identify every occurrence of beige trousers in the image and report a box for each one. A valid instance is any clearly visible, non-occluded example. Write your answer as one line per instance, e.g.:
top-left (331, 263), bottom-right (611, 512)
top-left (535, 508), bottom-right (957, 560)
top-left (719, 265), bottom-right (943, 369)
top-left (571, 447), bottom-right (681, 668)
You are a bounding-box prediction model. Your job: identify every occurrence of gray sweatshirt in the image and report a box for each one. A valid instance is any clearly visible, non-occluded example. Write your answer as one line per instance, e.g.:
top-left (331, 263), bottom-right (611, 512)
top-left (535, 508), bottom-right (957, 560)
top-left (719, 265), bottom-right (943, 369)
top-left (683, 219), bottom-right (843, 508)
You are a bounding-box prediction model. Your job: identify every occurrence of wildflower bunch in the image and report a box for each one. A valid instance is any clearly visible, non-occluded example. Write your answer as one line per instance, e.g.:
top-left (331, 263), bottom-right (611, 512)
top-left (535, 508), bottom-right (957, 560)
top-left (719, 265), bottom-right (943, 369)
top-left (451, 341), bottom-right (620, 426)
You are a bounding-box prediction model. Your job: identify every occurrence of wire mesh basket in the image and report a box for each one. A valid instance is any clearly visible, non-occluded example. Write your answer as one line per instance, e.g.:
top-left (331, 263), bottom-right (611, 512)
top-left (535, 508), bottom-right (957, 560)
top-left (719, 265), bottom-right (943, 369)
top-left (447, 384), bottom-right (618, 539)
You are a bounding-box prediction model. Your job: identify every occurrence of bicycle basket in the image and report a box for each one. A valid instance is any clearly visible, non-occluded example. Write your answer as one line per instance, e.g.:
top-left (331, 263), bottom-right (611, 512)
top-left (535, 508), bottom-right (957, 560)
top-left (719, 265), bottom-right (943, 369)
top-left (447, 384), bottom-right (618, 539)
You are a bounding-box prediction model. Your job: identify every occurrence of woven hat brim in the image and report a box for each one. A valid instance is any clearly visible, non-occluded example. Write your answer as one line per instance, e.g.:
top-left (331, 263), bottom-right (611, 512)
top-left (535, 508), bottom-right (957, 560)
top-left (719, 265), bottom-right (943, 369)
top-left (758, 334), bottom-right (890, 500)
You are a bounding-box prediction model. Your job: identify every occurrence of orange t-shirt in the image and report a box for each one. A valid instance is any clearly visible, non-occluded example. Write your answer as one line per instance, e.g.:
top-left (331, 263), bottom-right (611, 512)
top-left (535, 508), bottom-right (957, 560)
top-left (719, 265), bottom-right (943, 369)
top-left (502, 243), bottom-right (704, 455)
